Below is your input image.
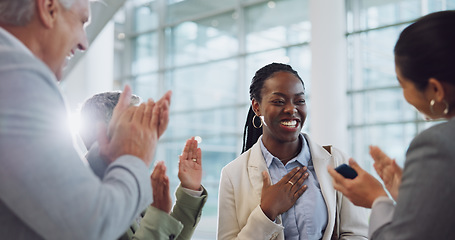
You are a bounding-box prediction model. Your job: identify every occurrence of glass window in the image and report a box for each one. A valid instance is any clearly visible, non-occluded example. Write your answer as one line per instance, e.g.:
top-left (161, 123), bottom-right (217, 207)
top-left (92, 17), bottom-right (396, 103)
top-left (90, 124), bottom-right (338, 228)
top-left (347, 0), bottom-right (422, 32)
top-left (114, 41), bottom-right (126, 81)
top-left (166, 0), bottom-right (236, 24)
top-left (115, 1), bottom-right (311, 238)
top-left (113, 8), bottom-right (127, 81)
top-left (132, 73), bottom-right (160, 100)
top-left (448, 0), bottom-right (455, 9)
top-left (349, 88), bottom-right (417, 126)
top-left (349, 122), bottom-right (417, 170)
top-left (245, 0), bottom-right (310, 52)
top-left (245, 46), bottom-right (311, 91)
top-left (166, 11), bottom-right (238, 67)
top-left (347, 27), bottom-right (404, 90)
top-left (346, 0), bottom-right (451, 172)
top-left (132, 32), bottom-right (159, 74)
top-left (159, 59), bottom-right (241, 239)
top-left (166, 60), bottom-right (238, 111)
top-left (132, 0), bottom-right (159, 32)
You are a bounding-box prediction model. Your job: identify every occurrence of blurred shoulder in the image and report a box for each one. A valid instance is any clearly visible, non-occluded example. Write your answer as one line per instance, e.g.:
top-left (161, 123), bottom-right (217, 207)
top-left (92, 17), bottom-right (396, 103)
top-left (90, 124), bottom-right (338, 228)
top-left (413, 119), bottom-right (455, 144)
top-left (407, 119), bottom-right (455, 163)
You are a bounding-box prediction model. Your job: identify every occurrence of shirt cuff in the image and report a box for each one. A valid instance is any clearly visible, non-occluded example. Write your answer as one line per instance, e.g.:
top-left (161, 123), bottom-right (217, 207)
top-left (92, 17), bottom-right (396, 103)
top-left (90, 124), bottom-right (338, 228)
top-left (369, 196), bottom-right (395, 238)
top-left (181, 185), bottom-right (203, 197)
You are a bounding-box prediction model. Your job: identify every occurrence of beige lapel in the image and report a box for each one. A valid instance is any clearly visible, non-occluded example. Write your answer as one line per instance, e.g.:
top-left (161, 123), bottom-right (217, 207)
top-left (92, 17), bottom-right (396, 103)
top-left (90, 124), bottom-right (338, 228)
top-left (303, 134), bottom-right (337, 235)
top-left (247, 142), bottom-right (269, 201)
top-left (246, 141), bottom-right (285, 229)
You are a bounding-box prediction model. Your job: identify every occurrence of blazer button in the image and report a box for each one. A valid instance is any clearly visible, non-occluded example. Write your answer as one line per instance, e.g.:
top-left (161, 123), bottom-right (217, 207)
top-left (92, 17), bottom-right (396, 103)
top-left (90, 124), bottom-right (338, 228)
top-left (169, 234), bottom-right (175, 240)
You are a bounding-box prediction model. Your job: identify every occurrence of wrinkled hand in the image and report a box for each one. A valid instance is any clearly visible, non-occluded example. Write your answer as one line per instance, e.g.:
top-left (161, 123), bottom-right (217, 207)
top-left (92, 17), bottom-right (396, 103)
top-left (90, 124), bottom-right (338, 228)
top-left (370, 146), bottom-right (402, 200)
top-left (328, 159), bottom-right (388, 208)
top-left (178, 137), bottom-right (202, 191)
top-left (98, 86), bottom-right (172, 166)
top-left (154, 90), bottom-right (172, 139)
top-left (151, 161), bottom-right (172, 213)
top-left (260, 167), bottom-right (308, 221)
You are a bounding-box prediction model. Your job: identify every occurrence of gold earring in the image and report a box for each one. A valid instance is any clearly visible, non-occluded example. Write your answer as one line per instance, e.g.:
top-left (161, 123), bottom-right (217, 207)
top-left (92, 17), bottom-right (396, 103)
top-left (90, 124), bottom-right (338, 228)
top-left (252, 115), bottom-right (263, 129)
top-left (430, 99), bottom-right (450, 115)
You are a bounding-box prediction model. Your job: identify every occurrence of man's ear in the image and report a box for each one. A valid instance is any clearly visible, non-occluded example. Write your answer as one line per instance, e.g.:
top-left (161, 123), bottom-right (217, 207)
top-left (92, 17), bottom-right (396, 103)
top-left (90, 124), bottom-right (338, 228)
top-left (252, 99), bottom-right (261, 116)
top-left (427, 78), bottom-right (445, 102)
top-left (36, 0), bottom-right (59, 28)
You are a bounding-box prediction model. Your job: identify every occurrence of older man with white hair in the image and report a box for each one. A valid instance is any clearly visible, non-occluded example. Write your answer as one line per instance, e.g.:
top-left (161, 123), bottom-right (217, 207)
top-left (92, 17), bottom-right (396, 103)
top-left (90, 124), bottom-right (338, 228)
top-left (0, 0), bottom-right (171, 239)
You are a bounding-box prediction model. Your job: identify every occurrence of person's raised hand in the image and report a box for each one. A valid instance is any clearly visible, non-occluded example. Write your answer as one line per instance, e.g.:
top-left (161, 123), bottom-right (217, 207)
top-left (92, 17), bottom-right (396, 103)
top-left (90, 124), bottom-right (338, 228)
top-left (260, 167), bottom-right (308, 221)
top-left (370, 146), bottom-right (402, 200)
top-left (152, 90), bottom-right (172, 139)
top-left (328, 158), bottom-right (388, 208)
top-left (98, 86), bottom-right (172, 166)
top-left (108, 85), bottom-right (133, 138)
top-left (178, 137), bottom-right (202, 191)
top-left (97, 85), bottom-right (133, 161)
top-left (151, 161), bottom-right (172, 214)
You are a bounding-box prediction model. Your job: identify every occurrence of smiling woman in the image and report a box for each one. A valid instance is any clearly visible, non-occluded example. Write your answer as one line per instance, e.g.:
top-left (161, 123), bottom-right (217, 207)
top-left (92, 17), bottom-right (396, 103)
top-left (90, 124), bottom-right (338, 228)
top-left (217, 63), bottom-right (369, 240)
top-left (328, 10), bottom-right (455, 240)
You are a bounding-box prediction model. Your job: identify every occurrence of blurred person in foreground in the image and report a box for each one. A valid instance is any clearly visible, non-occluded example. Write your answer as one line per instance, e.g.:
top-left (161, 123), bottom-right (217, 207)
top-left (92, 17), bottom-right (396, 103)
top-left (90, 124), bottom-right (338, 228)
top-left (328, 10), bottom-right (455, 240)
top-left (0, 0), bottom-right (170, 239)
top-left (80, 92), bottom-right (207, 240)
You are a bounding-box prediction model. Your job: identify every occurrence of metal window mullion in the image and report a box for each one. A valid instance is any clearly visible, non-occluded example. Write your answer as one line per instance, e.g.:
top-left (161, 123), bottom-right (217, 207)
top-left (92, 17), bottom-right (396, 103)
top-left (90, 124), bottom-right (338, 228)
top-left (157, 0), bottom-right (166, 94)
top-left (236, 0), bottom-right (248, 152)
top-left (123, 1), bottom-right (135, 87)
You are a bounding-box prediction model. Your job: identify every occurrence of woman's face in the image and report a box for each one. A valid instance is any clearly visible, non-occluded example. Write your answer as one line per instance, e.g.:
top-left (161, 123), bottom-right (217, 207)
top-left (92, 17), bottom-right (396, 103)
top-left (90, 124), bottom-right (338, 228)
top-left (253, 71), bottom-right (307, 144)
top-left (396, 65), bottom-right (432, 118)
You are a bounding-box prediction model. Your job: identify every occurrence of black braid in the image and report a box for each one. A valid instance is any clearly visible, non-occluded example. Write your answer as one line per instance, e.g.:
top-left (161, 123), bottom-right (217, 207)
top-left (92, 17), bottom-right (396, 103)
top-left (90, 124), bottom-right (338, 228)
top-left (241, 106), bottom-right (263, 153)
top-left (241, 63), bottom-right (304, 154)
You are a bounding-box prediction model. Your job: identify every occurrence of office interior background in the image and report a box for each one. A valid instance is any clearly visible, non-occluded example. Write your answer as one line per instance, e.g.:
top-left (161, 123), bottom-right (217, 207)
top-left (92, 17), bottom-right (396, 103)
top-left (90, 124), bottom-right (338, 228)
top-left (60, 0), bottom-right (454, 238)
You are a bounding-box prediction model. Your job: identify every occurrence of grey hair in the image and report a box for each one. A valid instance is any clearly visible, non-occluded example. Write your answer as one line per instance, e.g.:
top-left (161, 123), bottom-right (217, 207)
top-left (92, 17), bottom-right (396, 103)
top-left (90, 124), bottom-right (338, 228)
top-left (79, 91), bottom-right (141, 150)
top-left (0, 0), bottom-right (76, 26)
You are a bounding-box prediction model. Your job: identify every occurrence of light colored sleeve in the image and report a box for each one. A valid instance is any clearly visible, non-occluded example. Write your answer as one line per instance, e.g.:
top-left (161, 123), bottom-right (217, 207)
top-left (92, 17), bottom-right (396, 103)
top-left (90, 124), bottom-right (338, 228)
top-left (368, 196), bottom-right (395, 238)
top-left (370, 125), bottom-right (455, 240)
top-left (0, 67), bottom-right (152, 240)
top-left (217, 168), bottom-right (283, 240)
top-left (180, 185), bottom-right (203, 197)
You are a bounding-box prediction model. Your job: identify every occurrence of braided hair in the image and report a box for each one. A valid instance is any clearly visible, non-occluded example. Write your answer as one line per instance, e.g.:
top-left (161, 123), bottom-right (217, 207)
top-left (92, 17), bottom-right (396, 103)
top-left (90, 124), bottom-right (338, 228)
top-left (241, 63), bottom-right (304, 154)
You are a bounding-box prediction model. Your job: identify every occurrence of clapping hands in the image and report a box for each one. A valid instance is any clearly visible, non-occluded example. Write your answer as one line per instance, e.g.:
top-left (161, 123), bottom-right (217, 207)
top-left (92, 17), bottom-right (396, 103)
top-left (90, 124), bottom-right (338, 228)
top-left (370, 146), bottom-right (403, 200)
top-left (150, 136), bottom-right (203, 214)
top-left (98, 85), bottom-right (172, 167)
top-left (328, 159), bottom-right (388, 208)
top-left (151, 161), bottom-right (172, 213)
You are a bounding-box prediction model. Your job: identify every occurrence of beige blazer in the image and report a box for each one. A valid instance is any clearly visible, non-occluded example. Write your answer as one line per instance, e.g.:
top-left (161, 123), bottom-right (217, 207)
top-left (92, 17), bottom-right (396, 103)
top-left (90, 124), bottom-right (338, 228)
top-left (217, 134), bottom-right (368, 240)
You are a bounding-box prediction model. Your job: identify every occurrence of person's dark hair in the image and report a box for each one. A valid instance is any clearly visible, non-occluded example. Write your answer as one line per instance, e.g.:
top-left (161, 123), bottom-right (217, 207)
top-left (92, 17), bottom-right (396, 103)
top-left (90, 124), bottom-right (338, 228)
top-left (241, 63), bottom-right (304, 154)
top-left (79, 91), bottom-right (141, 150)
top-left (394, 10), bottom-right (455, 91)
